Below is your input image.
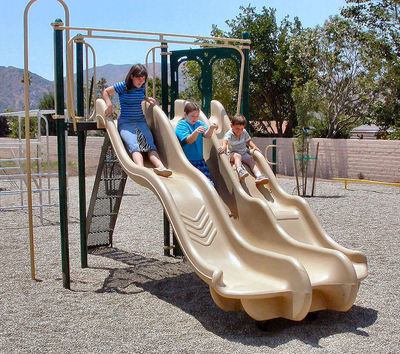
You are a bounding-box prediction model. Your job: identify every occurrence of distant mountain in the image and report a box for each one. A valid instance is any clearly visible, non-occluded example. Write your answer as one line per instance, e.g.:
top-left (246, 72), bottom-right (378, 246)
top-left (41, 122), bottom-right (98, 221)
top-left (86, 63), bottom-right (186, 91)
top-left (0, 66), bottom-right (53, 112)
top-left (86, 63), bottom-right (162, 84)
top-left (0, 63), bottom-right (187, 113)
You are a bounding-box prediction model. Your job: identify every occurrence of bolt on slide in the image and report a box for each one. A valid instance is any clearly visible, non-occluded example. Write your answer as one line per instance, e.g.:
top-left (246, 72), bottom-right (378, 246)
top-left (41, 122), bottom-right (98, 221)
top-left (96, 98), bottom-right (367, 321)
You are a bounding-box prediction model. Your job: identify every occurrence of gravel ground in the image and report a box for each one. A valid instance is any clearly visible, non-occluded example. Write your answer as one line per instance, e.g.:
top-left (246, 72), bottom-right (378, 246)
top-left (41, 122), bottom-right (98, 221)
top-left (0, 176), bottom-right (399, 353)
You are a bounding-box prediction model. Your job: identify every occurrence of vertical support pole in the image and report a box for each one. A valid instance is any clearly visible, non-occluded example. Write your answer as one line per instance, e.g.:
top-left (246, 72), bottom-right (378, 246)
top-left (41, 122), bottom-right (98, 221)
top-left (76, 40), bottom-right (88, 268)
top-left (161, 42), bottom-right (174, 256)
top-left (161, 42), bottom-right (168, 116)
top-left (163, 212), bottom-right (170, 256)
top-left (311, 142), bottom-right (319, 197)
top-left (54, 19), bottom-right (70, 289)
top-left (272, 138), bottom-right (277, 175)
top-left (304, 142), bottom-right (310, 196)
top-left (200, 59), bottom-right (213, 117)
top-left (23, 1), bottom-right (36, 281)
top-left (241, 32), bottom-right (250, 122)
top-left (172, 232), bottom-right (183, 257)
top-left (292, 141), bottom-right (300, 196)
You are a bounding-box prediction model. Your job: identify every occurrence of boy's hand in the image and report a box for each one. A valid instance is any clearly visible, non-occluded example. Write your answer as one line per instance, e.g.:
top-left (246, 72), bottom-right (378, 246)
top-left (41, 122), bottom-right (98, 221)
top-left (210, 123), bottom-right (218, 130)
top-left (195, 126), bottom-right (207, 134)
top-left (218, 146), bottom-right (227, 154)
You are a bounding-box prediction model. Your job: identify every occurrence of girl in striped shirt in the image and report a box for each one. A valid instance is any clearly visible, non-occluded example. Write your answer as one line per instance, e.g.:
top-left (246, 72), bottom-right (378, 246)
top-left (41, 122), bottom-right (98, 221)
top-left (103, 64), bottom-right (172, 177)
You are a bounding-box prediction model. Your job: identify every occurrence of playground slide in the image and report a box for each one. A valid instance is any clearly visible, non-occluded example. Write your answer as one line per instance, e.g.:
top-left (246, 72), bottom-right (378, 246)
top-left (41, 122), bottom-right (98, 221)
top-left (206, 100), bottom-right (368, 284)
top-left (96, 98), bottom-right (364, 321)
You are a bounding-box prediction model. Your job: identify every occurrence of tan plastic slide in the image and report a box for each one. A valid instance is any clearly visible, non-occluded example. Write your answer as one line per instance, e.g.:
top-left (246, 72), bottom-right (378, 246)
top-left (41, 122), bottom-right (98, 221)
top-left (96, 98), bottom-right (367, 321)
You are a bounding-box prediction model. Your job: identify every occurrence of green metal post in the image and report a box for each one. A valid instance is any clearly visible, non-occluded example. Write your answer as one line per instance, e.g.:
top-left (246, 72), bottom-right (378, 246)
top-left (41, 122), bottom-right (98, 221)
top-left (76, 40), bottom-right (88, 268)
top-left (241, 32), bottom-right (250, 122)
top-left (163, 212), bottom-right (170, 256)
top-left (272, 138), bottom-right (277, 175)
top-left (161, 42), bottom-right (173, 255)
top-left (54, 19), bottom-right (70, 289)
top-left (161, 42), bottom-right (168, 116)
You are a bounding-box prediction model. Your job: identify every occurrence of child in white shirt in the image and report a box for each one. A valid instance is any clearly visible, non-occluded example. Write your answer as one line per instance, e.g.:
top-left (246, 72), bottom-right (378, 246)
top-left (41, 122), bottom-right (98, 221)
top-left (219, 114), bottom-right (269, 184)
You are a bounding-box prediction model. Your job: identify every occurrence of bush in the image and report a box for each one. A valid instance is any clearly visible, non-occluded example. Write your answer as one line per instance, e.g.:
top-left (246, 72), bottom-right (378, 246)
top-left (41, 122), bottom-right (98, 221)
top-left (0, 116), bottom-right (10, 137)
top-left (8, 116), bottom-right (39, 139)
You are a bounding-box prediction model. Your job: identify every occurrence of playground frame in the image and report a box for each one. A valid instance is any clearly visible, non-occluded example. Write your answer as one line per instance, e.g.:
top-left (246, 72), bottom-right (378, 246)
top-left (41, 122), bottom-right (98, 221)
top-left (23, 0), bottom-right (251, 289)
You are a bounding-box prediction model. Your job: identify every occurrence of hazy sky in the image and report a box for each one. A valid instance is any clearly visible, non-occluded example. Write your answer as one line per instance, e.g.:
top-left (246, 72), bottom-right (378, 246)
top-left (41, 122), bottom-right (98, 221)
top-left (1, 0), bottom-right (347, 80)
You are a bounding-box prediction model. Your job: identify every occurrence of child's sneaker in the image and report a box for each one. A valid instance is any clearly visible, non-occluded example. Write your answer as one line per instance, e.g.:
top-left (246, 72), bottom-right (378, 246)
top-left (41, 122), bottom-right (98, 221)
top-left (153, 167), bottom-right (172, 177)
top-left (237, 167), bottom-right (249, 181)
top-left (255, 175), bottom-right (269, 185)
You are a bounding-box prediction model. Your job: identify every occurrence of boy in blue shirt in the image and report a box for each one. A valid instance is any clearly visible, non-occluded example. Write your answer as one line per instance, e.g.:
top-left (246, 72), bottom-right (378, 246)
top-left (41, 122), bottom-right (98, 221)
top-left (175, 102), bottom-right (218, 185)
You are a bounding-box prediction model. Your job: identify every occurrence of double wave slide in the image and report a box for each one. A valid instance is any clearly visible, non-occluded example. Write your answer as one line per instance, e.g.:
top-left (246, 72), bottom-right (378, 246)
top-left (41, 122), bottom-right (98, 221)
top-left (96, 98), bottom-right (367, 321)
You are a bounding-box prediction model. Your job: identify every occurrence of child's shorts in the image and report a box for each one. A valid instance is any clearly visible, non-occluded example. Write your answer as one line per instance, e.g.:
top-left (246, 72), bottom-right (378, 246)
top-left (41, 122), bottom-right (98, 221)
top-left (228, 151), bottom-right (252, 163)
top-left (190, 159), bottom-right (214, 186)
top-left (118, 122), bottom-right (157, 154)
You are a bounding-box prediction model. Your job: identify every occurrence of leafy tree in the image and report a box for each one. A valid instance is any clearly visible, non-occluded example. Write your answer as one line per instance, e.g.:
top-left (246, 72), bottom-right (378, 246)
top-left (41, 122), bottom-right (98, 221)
top-left (7, 109), bottom-right (38, 139)
top-left (147, 77), bottom-right (162, 99)
top-left (342, 0), bottom-right (400, 135)
top-left (289, 17), bottom-right (376, 138)
top-left (220, 6), bottom-right (309, 136)
top-left (179, 57), bottom-right (238, 117)
top-left (182, 6), bottom-right (307, 136)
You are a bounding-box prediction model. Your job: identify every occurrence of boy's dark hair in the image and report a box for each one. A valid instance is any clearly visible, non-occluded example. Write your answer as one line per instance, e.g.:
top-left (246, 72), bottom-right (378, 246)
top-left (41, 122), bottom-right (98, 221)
top-left (184, 102), bottom-right (200, 115)
top-left (231, 113), bottom-right (247, 126)
top-left (125, 64), bottom-right (148, 90)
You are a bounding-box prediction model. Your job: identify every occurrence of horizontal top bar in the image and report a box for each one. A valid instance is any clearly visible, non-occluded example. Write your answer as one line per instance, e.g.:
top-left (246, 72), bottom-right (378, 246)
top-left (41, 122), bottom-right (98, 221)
top-left (56, 25), bottom-right (251, 45)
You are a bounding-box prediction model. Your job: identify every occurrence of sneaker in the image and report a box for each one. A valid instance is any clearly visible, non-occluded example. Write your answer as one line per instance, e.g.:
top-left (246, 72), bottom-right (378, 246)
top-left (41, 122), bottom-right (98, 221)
top-left (153, 167), bottom-right (172, 177)
top-left (255, 175), bottom-right (269, 185)
top-left (237, 167), bottom-right (249, 181)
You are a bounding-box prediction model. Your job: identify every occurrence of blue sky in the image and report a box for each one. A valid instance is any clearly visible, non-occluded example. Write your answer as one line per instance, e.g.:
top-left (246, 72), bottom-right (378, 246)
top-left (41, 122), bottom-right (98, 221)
top-left (1, 0), bottom-right (347, 80)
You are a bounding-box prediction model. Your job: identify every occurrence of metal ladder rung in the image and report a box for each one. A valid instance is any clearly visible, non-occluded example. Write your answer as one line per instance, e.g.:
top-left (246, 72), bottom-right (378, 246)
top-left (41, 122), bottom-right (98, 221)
top-left (91, 212), bottom-right (118, 217)
top-left (87, 228), bottom-right (114, 234)
top-left (95, 195), bottom-right (122, 200)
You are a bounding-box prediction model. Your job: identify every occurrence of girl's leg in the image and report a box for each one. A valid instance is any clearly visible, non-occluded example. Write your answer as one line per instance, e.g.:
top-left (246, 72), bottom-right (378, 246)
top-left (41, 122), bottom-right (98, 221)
top-left (148, 150), bottom-right (172, 177)
top-left (147, 150), bottom-right (164, 168)
top-left (132, 152), bottom-right (144, 166)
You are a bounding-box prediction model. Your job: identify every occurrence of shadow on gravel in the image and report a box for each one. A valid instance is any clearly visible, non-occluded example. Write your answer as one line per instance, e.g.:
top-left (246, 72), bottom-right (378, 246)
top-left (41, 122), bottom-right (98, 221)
top-left (91, 247), bottom-right (377, 349)
top-left (303, 195), bottom-right (345, 199)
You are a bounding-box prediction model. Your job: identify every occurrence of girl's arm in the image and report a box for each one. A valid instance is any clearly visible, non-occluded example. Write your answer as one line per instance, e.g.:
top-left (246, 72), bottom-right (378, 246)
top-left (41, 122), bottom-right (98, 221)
top-left (103, 86), bottom-right (116, 117)
top-left (144, 97), bottom-right (159, 105)
top-left (204, 123), bottom-right (218, 138)
top-left (247, 139), bottom-right (261, 152)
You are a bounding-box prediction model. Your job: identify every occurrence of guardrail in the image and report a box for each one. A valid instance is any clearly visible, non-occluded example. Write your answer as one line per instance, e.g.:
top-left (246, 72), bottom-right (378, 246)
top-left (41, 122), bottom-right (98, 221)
top-left (332, 178), bottom-right (400, 189)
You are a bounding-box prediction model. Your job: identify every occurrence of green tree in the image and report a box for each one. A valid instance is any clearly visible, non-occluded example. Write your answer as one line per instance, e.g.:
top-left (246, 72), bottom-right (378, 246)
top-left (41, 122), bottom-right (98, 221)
top-left (342, 0), bottom-right (400, 136)
top-left (213, 6), bottom-right (308, 136)
top-left (181, 6), bottom-right (307, 136)
top-left (289, 17), bottom-right (376, 138)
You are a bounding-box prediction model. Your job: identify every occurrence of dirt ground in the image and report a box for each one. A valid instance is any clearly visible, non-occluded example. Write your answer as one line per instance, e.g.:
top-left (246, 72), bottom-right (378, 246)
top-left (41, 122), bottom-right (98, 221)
top-left (0, 174), bottom-right (399, 352)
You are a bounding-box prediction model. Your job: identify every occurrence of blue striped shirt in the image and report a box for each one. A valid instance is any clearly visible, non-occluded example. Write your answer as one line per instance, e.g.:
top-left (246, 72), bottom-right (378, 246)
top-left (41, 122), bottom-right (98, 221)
top-left (114, 81), bottom-right (146, 124)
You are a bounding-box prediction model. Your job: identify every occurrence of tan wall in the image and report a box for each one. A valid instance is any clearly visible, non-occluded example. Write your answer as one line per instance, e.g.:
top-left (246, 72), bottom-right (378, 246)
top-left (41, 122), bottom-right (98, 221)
top-left (254, 137), bottom-right (400, 183)
top-left (1, 136), bottom-right (399, 182)
top-left (0, 136), bottom-right (105, 176)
